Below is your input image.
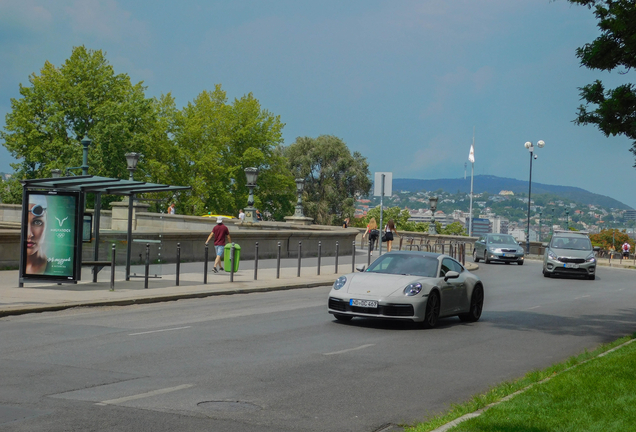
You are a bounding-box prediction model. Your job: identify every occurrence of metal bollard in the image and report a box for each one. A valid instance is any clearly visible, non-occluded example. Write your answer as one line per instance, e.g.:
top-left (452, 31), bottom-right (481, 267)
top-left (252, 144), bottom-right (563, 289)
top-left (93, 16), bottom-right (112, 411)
top-left (230, 243), bottom-right (235, 283)
top-left (144, 243), bottom-right (150, 289)
top-left (352, 241), bottom-right (356, 272)
top-left (110, 244), bottom-right (116, 291)
top-left (204, 244), bottom-right (209, 284)
top-left (297, 241), bottom-right (302, 277)
top-left (317, 241), bottom-right (321, 275)
top-left (367, 241), bottom-right (371, 267)
top-left (277, 241), bottom-right (281, 279)
top-left (335, 241), bottom-right (339, 273)
top-left (176, 243), bottom-right (181, 286)
top-left (254, 242), bottom-right (259, 280)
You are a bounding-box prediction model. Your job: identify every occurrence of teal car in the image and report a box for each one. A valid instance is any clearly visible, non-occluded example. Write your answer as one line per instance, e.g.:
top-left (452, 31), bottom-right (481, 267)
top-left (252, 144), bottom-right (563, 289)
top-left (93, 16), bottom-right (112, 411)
top-left (473, 234), bottom-right (525, 265)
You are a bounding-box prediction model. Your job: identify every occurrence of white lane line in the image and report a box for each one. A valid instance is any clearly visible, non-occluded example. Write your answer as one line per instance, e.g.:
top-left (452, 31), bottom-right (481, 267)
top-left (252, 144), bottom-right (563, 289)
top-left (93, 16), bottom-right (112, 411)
top-left (323, 344), bottom-right (375, 356)
top-left (96, 384), bottom-right (194, 406)
top-left (129, 326), bottom-right (191, 336)
top-left (528, 306), bottom-right (541, 310)
top-left (575, 295), bottom-right (591, 299)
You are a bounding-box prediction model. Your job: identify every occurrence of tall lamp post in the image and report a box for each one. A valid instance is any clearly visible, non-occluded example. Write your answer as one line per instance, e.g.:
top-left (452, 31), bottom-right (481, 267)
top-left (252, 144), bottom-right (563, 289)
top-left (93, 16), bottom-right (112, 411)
top-left (124, 152), bottom-right (140, 281)
top-left (538, 211), bottom-right (542, 242)
top-left (428, 196), bottom-right (439, 235)
top-left (524, 140), bottom-right (545, 254)
top-left (293, 178), bottom-right (305, 217)
top-left (551, 207), bottom-right (555, 237)
top-left (244, 167), bottom-right (259, 223)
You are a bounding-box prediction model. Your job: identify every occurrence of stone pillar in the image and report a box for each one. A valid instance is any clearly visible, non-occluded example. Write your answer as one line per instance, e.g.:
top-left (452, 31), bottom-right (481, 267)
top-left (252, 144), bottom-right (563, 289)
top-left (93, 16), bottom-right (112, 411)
top-left (110, 200), bottom-right (150, 231)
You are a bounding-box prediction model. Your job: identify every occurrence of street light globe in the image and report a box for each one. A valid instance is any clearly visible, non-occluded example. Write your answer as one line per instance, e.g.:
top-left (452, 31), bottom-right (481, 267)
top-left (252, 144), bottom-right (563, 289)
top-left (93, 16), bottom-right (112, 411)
top-left (537, 140), bottom-right (545, 148)
top-left (524, 141), bottom-right (532, 149)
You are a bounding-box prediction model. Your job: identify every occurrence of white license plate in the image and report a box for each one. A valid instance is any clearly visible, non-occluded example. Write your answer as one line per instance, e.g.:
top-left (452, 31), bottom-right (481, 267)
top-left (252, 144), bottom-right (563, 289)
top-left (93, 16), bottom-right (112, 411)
top-left (564, 263), bottom-right (579, 269)
top-left (502, 253), bottom-right (509, 257)
top-left (350, 299), bottom-right (378, 308)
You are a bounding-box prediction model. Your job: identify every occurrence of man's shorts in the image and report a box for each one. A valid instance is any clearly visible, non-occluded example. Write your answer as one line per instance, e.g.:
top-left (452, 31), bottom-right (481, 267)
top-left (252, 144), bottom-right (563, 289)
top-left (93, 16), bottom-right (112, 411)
top-left (215, 245), bottom-right (224, 256)
top-left (623, 251), bottom-right (629, 258)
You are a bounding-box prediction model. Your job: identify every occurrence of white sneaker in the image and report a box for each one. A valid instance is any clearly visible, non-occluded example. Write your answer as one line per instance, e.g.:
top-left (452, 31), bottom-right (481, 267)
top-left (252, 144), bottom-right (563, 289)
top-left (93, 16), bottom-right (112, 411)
top-left (370, 251), bottom-right (373, 256)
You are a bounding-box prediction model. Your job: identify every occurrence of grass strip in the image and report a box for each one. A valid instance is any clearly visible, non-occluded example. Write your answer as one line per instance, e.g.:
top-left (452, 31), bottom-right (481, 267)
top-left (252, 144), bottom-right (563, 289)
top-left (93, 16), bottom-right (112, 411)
top-left (405, 334), bottom-right (636, 432)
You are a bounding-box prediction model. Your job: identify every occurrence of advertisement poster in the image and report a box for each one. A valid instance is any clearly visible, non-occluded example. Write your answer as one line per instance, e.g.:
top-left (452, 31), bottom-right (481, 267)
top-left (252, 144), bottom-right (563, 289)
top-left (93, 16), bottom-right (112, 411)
top-left (23, 192), bottom-right (78, 279)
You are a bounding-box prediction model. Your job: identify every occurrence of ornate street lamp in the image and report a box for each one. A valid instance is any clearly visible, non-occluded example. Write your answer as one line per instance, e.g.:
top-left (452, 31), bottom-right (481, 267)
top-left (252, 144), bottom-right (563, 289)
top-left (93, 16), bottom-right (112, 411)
top-left (524, 140), bottom-right (545, 253)
top-left (428, 196), bottom-right (439, 235)
top-left (125, 152), bottom-right (141, 181)
top-left (294, 178), bottom-right (306, 217)
top-left (81, 135), bottom-right (92, 175)
top-left (244, 167), bottom-right (259, 222)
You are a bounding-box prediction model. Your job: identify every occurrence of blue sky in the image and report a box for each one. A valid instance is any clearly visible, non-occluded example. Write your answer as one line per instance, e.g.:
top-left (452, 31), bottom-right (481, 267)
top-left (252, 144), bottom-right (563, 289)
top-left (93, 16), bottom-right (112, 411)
top-left (1, 0), bottom-right (635, 208)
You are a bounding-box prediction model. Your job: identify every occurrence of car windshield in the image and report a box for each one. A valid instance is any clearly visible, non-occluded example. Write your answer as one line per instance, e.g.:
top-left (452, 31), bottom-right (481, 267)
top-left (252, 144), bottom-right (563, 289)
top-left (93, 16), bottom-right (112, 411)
top-left (487, 235), bottom-right (517, 245)
top-left (551, 236), bottom-right (592, 250)
top-left (366, 254), bottom-right (438, 277)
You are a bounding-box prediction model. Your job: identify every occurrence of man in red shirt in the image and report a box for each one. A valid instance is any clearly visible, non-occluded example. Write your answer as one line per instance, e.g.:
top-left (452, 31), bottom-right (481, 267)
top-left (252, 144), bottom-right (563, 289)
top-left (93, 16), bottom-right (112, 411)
top-left (205, 217), bottom-right (231, 273)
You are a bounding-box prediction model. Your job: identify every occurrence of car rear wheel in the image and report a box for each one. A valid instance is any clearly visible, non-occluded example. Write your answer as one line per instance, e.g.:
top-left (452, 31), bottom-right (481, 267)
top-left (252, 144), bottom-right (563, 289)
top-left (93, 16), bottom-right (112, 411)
top-left (459, 285), bottom-right (484, 322)
top-left (473, 249), bottom-right (480, 262)
top-left (333, 313), bottom-right (353, 322)
top-left (421, 291), bottom-right (440, 329)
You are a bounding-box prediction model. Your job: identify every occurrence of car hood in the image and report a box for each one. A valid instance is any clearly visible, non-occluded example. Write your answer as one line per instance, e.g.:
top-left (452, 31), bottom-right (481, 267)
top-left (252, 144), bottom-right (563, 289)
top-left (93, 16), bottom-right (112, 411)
top-left (551, 247), bottom-right (593, 258)
top-left (344, 272), bottom-right (433, 297)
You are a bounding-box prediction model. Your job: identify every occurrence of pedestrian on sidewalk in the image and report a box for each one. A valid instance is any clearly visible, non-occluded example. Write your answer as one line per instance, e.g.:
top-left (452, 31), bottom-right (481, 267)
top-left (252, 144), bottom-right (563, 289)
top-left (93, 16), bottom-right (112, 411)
top-left (205, 217), bottom-right (231, 273)
top-left (622, 241), bottom-right (631, 260)
top-left (383, 219), bottom-right (398, 252)
top-left (167, 203), bottom-right (176, 215)
top-left (238, 209), bottom-right (245, 222)
top-left (362, 218), bottom-right (379, 256)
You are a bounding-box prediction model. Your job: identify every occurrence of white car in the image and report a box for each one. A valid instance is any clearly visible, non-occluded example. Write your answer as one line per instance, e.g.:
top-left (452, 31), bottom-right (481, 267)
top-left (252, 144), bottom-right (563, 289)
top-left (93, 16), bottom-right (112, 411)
top-left (328, 251), bottom-right (484, 328)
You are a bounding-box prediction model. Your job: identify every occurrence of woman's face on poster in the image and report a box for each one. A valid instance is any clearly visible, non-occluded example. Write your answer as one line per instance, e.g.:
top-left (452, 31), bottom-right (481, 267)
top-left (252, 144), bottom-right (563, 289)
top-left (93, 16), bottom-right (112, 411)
top-left (27, 203), bottom-right (46, 256)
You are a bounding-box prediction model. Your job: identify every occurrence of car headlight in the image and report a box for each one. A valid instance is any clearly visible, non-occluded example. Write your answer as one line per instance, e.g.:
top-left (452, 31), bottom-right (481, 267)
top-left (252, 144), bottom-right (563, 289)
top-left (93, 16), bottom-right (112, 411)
top-left (488, 247), bottom-right (496, 253)
top-left (404, 282), bottom-right (422, 296)
top-left (548, 250), bottom-right (557, 260)
top-left (333, 276), bottom-right (347, 290)
top-left (586, 252), bottom-right (596, 263)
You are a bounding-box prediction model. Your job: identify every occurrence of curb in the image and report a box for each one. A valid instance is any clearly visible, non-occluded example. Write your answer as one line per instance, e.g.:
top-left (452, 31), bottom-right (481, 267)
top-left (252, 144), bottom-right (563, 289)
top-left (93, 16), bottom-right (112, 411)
top-left (0, 280), bottom-right (335, 318)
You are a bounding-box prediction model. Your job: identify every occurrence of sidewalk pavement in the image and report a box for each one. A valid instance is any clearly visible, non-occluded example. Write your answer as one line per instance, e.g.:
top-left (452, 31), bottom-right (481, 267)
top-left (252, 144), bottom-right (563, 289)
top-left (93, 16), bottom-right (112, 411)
top-left (0, 254), bottom-right (479, 318)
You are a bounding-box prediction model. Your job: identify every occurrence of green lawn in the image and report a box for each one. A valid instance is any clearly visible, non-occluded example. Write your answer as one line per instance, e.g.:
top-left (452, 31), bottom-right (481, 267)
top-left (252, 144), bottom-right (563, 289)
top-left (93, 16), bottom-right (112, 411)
top-left (406, 335), bottom-right (636, 432)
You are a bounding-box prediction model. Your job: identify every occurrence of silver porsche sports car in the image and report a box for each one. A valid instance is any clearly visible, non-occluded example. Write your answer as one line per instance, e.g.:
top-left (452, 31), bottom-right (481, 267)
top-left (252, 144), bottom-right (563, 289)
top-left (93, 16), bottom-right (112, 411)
top-left (327, 251), bottom-right (484, 328)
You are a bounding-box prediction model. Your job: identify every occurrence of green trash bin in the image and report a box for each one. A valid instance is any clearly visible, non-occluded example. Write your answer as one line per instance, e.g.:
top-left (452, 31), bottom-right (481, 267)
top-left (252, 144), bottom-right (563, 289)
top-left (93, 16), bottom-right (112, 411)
top-left (224, 243), bottom-right (241, 272)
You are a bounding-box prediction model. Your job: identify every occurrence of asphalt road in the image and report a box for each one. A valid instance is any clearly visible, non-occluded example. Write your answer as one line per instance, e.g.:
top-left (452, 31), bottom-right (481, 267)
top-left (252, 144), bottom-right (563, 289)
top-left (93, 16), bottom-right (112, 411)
top-left (1, 259), bottom-right (635, 432)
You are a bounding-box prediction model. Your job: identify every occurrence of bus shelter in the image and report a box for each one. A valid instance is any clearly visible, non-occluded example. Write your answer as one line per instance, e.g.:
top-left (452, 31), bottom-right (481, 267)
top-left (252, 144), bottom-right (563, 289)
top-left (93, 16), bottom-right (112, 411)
top-left (19, 175), bottom-right (190, 286)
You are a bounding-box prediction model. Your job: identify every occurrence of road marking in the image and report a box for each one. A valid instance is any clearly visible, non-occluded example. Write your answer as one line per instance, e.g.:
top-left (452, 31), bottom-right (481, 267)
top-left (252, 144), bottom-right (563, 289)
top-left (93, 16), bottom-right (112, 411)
top-left (575, 295), bottom-right (591, 300)
top-left (528, 306), bottom-right (541, 310)
top-left (129, 326), bottom-right (191, 336)
top-left (323, 344), bottom-right (375, 356)
top-left (95, 384), bottom-right (194, 406)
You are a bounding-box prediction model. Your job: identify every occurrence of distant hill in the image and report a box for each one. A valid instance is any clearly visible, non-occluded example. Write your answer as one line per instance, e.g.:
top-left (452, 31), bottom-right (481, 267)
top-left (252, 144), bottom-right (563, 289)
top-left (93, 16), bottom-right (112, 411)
top-left (393, 175), bottom-right (632, 210)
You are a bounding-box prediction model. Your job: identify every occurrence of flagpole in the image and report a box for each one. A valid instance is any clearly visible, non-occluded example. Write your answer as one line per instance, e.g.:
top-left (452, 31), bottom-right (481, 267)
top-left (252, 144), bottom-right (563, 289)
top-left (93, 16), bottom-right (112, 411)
top-left (468, 129), bottom-right (475, 237)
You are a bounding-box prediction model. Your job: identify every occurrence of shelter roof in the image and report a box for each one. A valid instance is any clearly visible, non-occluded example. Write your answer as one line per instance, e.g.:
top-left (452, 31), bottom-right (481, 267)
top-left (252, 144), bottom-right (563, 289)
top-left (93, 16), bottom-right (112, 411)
top-left (20, 175), bottom-right (190, 195)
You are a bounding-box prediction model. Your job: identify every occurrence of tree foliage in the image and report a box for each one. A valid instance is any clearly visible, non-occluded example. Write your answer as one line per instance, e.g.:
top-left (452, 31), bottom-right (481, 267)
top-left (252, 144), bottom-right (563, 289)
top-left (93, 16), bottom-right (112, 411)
top-left (589, 228), bottom-right (632, 249)
top-left (1, 47), bottom-right (296, 218)
top-left (285, 135), bottom-right (372, 225)
top-left (569, 0), bottom-right (636, 163)
top-left (1, 46), bottom-right (155, 197)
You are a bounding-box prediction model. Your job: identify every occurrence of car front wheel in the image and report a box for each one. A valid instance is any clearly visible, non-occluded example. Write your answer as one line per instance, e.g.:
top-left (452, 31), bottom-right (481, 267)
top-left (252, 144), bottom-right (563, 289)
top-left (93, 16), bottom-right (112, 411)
top-left (473, 249), bottom-right (480, 263)
top-left (421, 291), bottom-right (440, 329)
top-left (518, 260), bottom-right (524, 265)
top-left (484, 251), bottom-right (490, 264)
top-left (459, 285), bottom-right (484, 322)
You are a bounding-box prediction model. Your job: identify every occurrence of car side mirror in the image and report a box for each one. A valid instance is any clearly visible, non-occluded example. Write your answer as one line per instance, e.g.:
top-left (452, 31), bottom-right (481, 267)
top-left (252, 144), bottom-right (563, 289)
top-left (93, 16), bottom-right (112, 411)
top-left (444, 271), bottom-right (460, 281)
top-left (593, 246), bottom-right (600, 252)
top-left (356, 265), bottom-right (366, 272)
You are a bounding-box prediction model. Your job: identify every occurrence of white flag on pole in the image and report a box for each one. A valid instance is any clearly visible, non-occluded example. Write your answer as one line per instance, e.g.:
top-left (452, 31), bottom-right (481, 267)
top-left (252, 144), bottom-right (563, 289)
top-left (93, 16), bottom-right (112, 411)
top-left (468, 144), bottom-right (475, 163)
